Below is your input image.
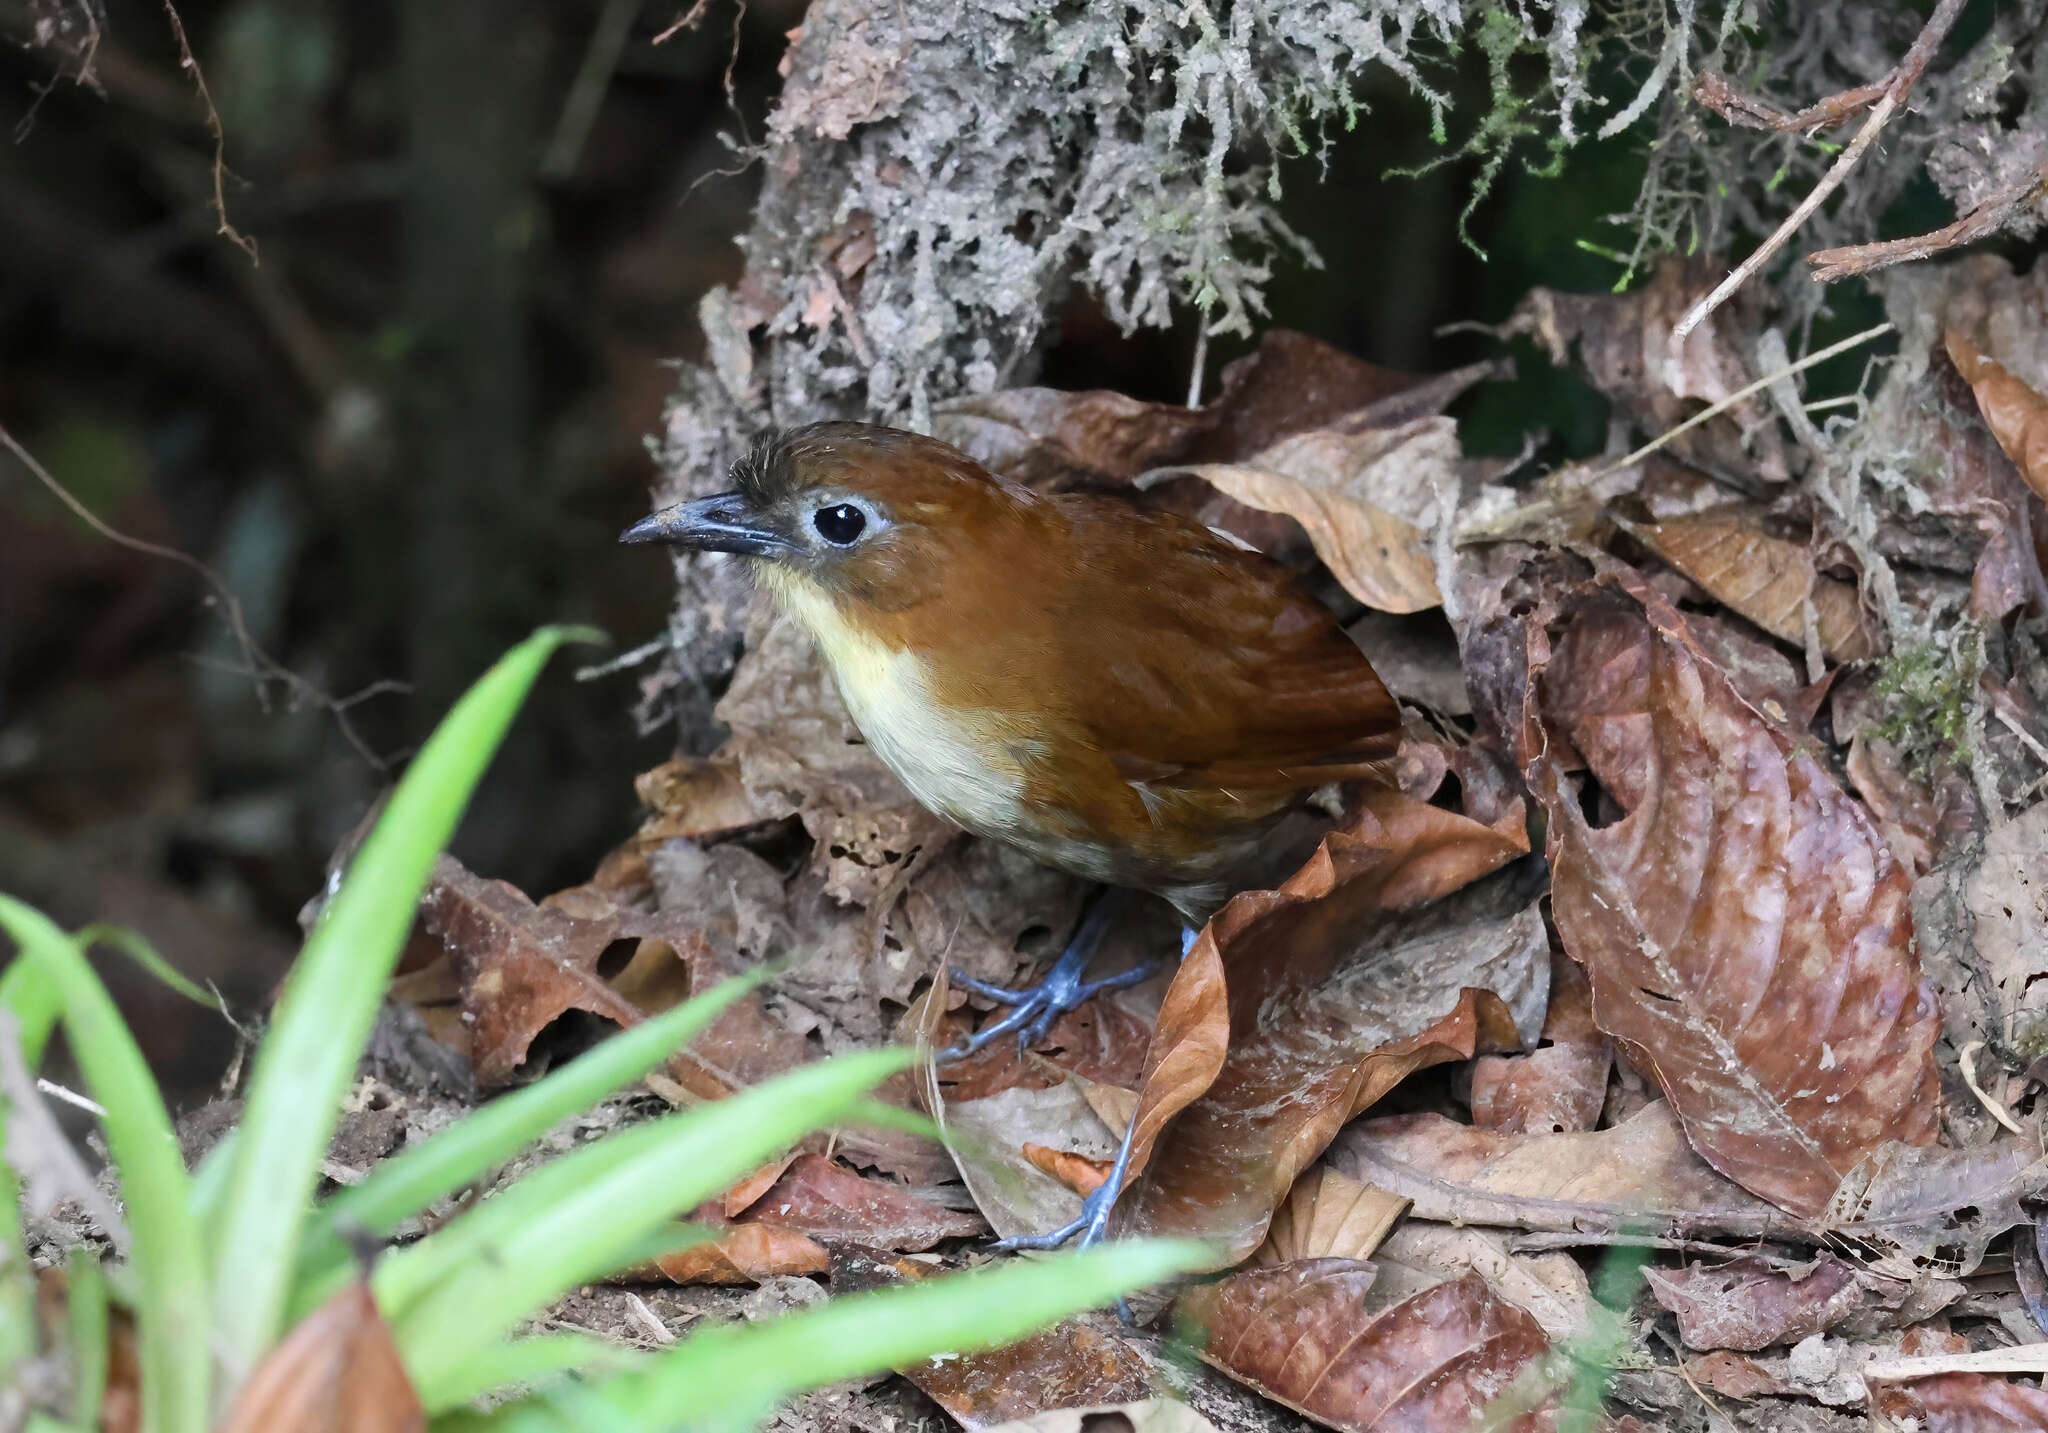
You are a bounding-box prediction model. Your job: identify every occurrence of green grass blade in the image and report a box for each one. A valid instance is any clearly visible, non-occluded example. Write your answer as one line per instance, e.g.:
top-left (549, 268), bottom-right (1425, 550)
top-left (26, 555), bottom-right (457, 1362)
top-left (0, 898), bottom-right (211, 1433)
top-left (505, 1241), bottom-right (1207, 1432)
top-left (424, 1332), bottom-right (643, 1412)
top-left (64, 1251), bottom-right (109, 1429)
top-left (74, 926), bottom-right (222, 1012)
top-left (0, 956), bottom-right (64, 1068)
top-left (392, 1049), bottom-right (912, 1408)
top-left (208, 627), bottom-right (595, 1373)
top-left (300, 975), bottom-right (760, 1285)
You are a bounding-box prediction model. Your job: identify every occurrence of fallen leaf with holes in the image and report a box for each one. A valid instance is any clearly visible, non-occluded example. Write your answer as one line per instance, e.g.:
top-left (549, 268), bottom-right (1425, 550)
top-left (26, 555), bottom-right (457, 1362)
top-left (1520, 569), bottom-right (1941, 1216)
top-left (975, 1399), bottom-right (1221, 1433)
top-left (1468, 949), bottom-right (1610, 1136)
top-left (1644, 1256), bottom-right (1881, 1352)
top-left (1874, 1373), bottom-right (2048, 1432)
top-left (1624, 506), bottom-right (1878, 662)
top-left (1111, 791), bottom-right (1541, 1266)
top-left (1329, 1101), bottom-right (1799, 1242)
top-left (217, 1280), bottom-right (422, 1433)
top-left (736, 1153), bottom-right (985, 1250)
top-left (1911, 800), bottom-right (2048, 1066)
top-left (1253, 1166), bottom-right (1409, 1265)
top-left (650, 1222), bottom-right (830, 1286)
top-left (1177, 1262), bottom-right (1556, 1432)
top-left (1948, 329), bottom-right (2048, 500)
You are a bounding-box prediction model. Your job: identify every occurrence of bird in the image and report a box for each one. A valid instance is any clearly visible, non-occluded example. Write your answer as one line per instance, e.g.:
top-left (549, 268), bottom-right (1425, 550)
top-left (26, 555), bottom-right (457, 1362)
top-left (623, 420), bottom-right (1400, 1247)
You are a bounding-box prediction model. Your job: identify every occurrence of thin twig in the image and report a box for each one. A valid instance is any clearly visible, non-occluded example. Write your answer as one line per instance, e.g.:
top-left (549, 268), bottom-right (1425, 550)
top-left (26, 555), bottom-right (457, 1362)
top-left (1186, 324), bottom-right (1210, 410)
top-left (35, 1079), bottom-right (106, 1118)
top-left (158, 0), bottom-right (257, 264)
top-left (0, 422), bottom-right (400, 769)
top-left (1864, 1344), bottom-right (2048, 1382)
top-left (1809, 155), bottom-right (2048, 282)
top-left (1673, 0), bottom-right (1968, 344)
top-left (1595, 321), bottom-right (1895, 480)
top-left (652, 0), bottom-right (714, 44)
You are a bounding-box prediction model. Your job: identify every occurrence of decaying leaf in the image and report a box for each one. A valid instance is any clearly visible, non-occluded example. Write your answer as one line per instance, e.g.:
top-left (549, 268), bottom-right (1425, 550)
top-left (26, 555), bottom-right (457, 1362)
top-left (1468, 950), bottom-right (1610, 1136)
top-left (1113, 790), bottom-right (1541, 1266)
top-left (1911, 800), bottom-right (2048, 1065)
top-left (1501, 256), bottom-right (1791, 484)
top-left (940, 1081), bottom-right (1118, 1243)
top-left (1369, 1224), bottom-right (1593, 1344)
top-left (1948, 329), bottom-right (2048, 501)
top-left (1873, 1372), bottom-right (2048, 1431)
top-left (737, 1153), bottom-right (985, 1250)
top-left (1253, 1165), bottom-right (1409, 1265)
top-left (1624, 506), bottom-right (1878, 662)
top-left (1520, 569), bottom-right (1941, 1216)
top-left (1330, 1101), bottom-right (1801, 1242)
top-left (1177, 1261), bottom-right (1556, 1432)
top-left (1644, 1256), bottom-right (1882, 1352)
top-left (217, 1280), bottom-right (423, 1433)
top-left (650, 1222), bottom-right (831, 1286)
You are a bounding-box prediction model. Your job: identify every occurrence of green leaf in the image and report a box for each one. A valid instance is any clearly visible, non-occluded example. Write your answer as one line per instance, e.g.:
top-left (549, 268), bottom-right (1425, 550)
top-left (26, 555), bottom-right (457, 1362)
top-left (64, 1251), bottom-right (109, 1429)
top-left (390, 1048), bottom-right (914, 1408)
top-left (0, 955), bottom-right (64, 1069)
top-left (207, 628), bottom-right (596, 1371)
top-left (494, 1240), bottom-right (1206, 1431)
top-left (424, 1331), bottom-right (644, 1412)
top-left (0, 898), bottom-right (211, 1433)
top-left (298, 974), bottom-right (761, 1295)
top-left (75, 925), bottom-right (223, 1012)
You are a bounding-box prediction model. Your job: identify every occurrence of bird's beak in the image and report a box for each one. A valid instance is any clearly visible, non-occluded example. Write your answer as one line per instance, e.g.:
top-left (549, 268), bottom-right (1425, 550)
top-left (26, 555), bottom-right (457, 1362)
top-left (620, 492), bottom-right (790, 557)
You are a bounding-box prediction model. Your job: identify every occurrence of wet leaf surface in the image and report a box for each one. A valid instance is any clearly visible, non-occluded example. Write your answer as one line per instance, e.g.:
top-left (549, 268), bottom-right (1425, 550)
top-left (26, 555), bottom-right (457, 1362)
top-left (1177, 1261), bottom-right (1557, 1432)
top-left (1510, 568), bottom-right (1942, 1216)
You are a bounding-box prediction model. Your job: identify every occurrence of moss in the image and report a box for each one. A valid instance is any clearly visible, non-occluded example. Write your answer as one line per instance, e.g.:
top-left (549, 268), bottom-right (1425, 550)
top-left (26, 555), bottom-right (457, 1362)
top-left (1872, 637), bottom-right (1981, 782)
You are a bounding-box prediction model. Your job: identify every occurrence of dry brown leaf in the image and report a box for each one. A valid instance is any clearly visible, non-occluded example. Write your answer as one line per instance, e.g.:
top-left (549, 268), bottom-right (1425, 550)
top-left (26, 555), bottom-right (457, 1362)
top-left (1254, 1165), bottom-right (1410, 1265)
top-left (1370, 1224), bottom-right (1593, 1344)
top-left (723, 1154), bottom-right (801, 1219)
top-left (1468, 950), bottom-right (1611, 1136)
top-left (1519, 568), bottom-right (1941, 1216)
top-left (1022, 1142), bottom-right (1110, 1196)
top-left (651, 1222), bottom-right (830, 1286)
top-left (1330, 1101), bottom-right (1800, 1242)
top-left (940, 1082), bottom-right (1119, 1243)
top-left (632, 753), bottom-right (779, 849)
top-left (738, 1153), bottom-right (986, 1249)
top-left (1912, 800), bottom-right (2048, 1065)
top-left (1177, 1261), bottom-right (1556, 1432)
top-left (1948, 328), bottom-right (2048, 500)
top-left (217, 1280), bottom-right (423, 1433)
top-left (1112, 789), bottom-right (1540, 1266)
top-left (1165, 462), bottom-right (1441, 613)
top-left (932, 997), bottom-right (1155, 1104)
top-left (1626, 506), bottom-right (1878, 662)
top-left (1686, 1350), bottom-right (1794, 1400)
top-left (1502, 257), bottom-right (1791, 484)
top-left (1873, 1372), bottom-right (2048, 1432)
top-left (1644, 1256), bottom-right (1872, 1352)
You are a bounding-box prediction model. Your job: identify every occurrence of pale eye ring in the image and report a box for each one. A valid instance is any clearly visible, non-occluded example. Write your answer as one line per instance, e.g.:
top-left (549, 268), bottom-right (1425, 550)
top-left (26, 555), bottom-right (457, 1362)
top-left (814, 504), bottom-right (867, 545)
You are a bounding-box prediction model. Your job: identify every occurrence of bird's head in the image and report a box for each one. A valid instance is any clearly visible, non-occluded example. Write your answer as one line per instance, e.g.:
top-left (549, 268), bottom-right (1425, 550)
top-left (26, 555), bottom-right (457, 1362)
top-left (620, 421), bottom-right (1039, 617)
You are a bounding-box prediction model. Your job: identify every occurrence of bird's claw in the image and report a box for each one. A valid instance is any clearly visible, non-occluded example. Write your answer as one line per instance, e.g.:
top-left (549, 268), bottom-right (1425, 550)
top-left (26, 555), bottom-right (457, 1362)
top-left (988, 1174), bottom-right (1122, 1254)
top-left (937, 960), bottom-right (1159, 1064)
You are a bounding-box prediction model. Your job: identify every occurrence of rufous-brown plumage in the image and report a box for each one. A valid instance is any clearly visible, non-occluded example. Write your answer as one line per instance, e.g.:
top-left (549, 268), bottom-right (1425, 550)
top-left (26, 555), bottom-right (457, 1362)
top-left (625, 420), bottom-right (1399, 925)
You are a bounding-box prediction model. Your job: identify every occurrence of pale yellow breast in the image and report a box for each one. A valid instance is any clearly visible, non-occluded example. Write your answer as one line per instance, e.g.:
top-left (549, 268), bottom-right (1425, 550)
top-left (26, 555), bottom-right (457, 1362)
top-left (761, 569), bottom-right (1027, 837)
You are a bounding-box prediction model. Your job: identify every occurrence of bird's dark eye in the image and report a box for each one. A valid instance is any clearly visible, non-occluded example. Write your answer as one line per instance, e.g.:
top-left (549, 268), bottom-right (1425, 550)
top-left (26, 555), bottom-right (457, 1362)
top-left (813, 504), bottom-right (866, 545)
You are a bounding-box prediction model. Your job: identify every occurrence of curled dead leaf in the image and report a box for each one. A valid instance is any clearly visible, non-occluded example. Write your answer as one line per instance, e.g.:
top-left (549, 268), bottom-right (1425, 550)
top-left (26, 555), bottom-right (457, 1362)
top-left (1516, 568), bottom-right (1941, 1217)
top-left (1468, 951), bottom-right (1610, 1136)
top-left (1022, 1142), bottom-right (1110, 1196)
top-left (1177, 1261), bottom-right (1557, 1432)
top-left (1112, 790), bottom-right (1539, 1266)
top-left (651, 1222), bottom-right (830, 1286)
top-left (1253, 1166), bottom-right (1409, 1265)
top-left (217, 1280), bottom-right (423, 1433)
top-left (1947, 329), bottom-right (2048, 501)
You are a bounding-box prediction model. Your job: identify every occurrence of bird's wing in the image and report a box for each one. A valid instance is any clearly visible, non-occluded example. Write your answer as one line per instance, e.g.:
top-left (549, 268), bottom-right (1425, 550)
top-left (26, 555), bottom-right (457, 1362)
top-left (1050, 496), bottom-right (1401, 797)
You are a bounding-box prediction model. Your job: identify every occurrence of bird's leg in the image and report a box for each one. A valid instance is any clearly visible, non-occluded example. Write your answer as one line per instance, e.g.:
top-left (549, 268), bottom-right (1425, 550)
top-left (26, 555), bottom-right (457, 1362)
top-left (984, 924), bottom-right (1203, 1254)
top-left (942, 890), bottom-right (1157, 1061)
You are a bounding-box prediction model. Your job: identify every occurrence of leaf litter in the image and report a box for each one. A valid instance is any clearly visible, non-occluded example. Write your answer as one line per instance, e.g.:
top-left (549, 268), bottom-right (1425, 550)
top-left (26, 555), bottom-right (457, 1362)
top-left (333, 272), bottom-right (2048, 1430)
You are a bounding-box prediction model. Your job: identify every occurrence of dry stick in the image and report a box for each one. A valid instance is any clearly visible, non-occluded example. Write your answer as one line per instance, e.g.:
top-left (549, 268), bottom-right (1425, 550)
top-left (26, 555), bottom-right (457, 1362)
top-left (1670, 0), bottom-right (1968, 345)
top-left (1809, 154), bottom-right (2048, 282)
top-left (1592, 320), bottom-right (1896, 481)
top-left (1864, 1344), bottom-right (2048, 1383)
top-left (159, 0), bottom-right (258, 264)
top-left (0, 422), bottom-right (401, 771)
